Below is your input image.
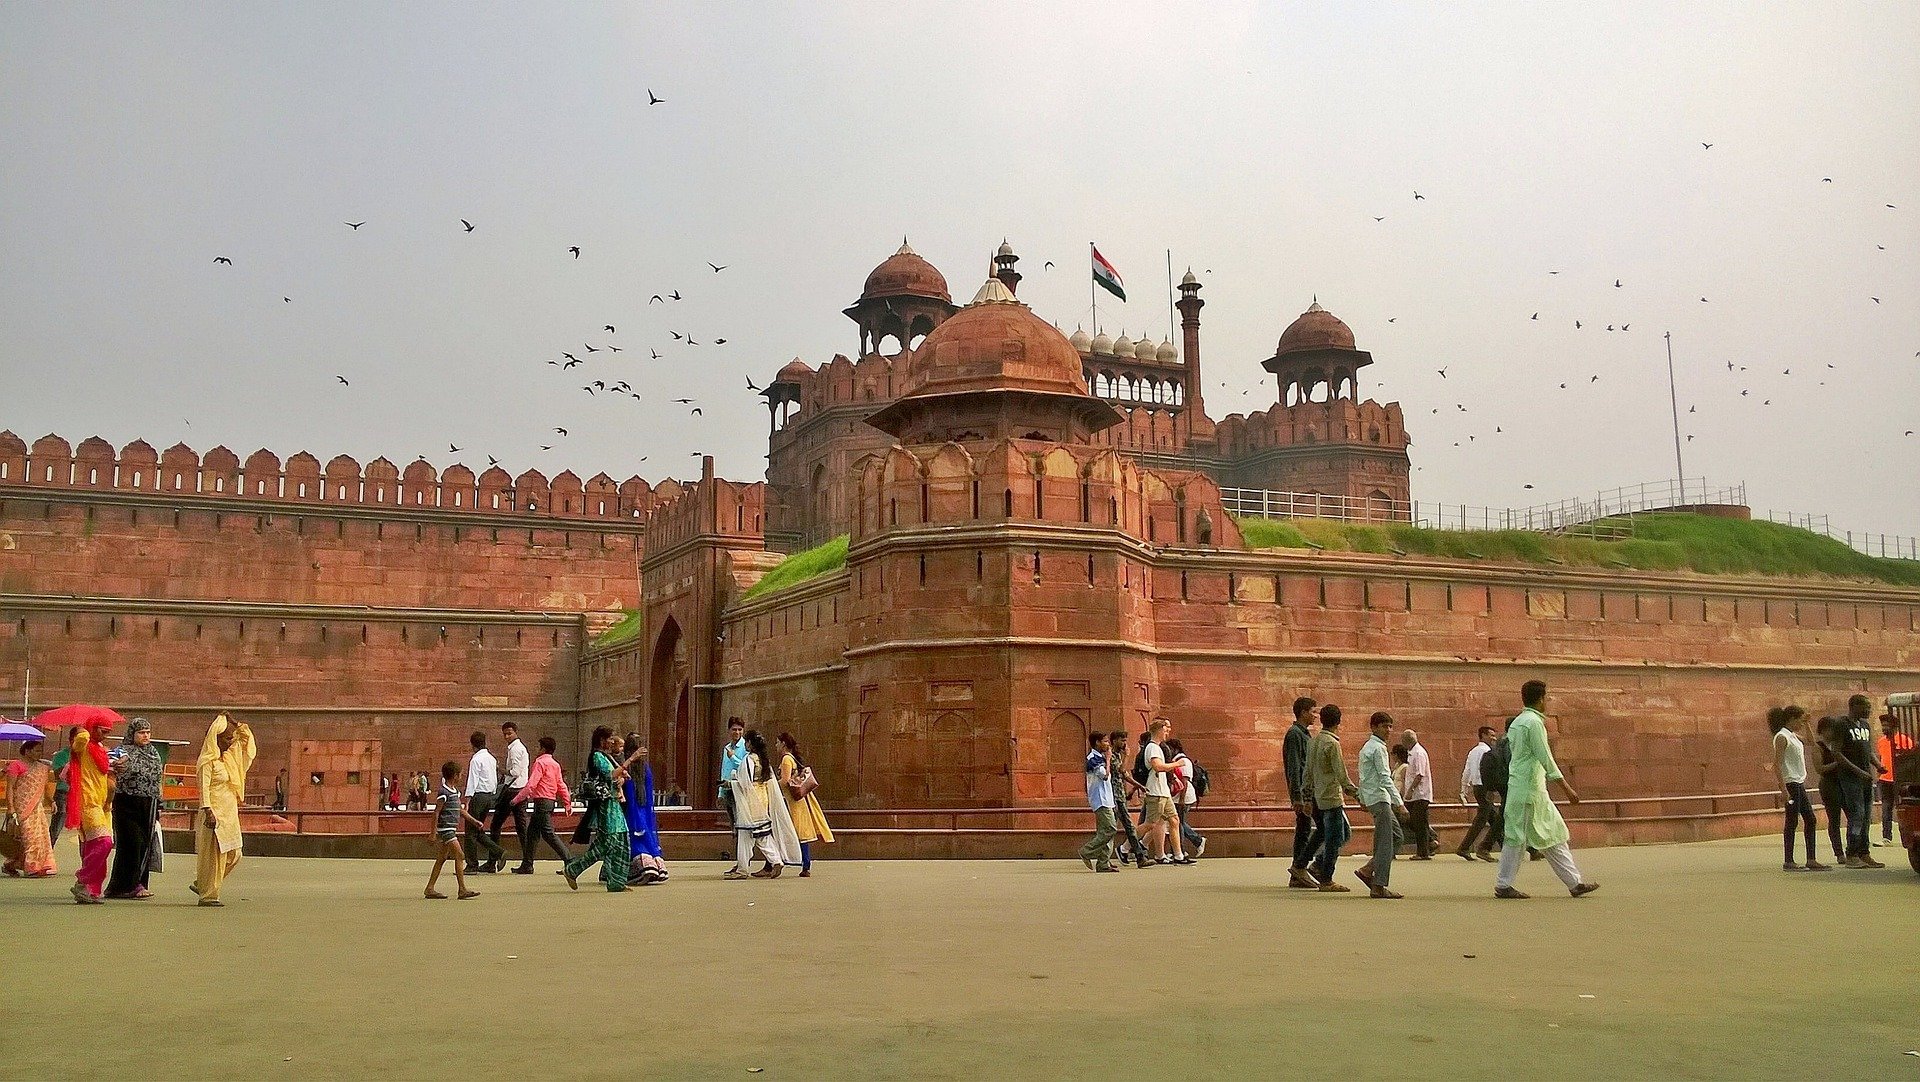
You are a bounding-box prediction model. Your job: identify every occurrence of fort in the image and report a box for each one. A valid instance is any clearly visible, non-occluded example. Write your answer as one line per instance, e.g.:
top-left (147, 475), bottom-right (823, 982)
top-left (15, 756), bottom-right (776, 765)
top-left (3, 241), bottom-right (1915, 852)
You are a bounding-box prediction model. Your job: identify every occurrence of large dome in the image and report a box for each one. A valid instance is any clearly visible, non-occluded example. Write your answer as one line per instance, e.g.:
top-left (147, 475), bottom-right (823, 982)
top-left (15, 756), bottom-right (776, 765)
top-left (861, 240), bottom-right (951, 303)
top-left (1275, 300), bottom-right (1356, 355)
top-left (895, 277), bottom-right (1088, 399)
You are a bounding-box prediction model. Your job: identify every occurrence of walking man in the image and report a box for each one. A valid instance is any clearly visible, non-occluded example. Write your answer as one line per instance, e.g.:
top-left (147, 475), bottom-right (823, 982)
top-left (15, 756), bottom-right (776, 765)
top-left (1495, 681), bottom-right (1599, 899)
top-left (1399, 729), bottom-right (1434, 860)
top-left (719, 718), bottom-right (748, 872)
top-left (1079, 732), bottom-right (1118, 872)
top-left (486, 721), bottom-right (530, 871)
top-left (508, 736), bottom-right (571, 873)
top-left (1307, 704), bottom-right (1359, 893)
top-left (462, 731), bottom-right (505, 874)
top-left (1283, 696), bottom-right (1321, 888)
top-left (1355, 712), bottom-right (1408, 898)
top-left (1108, 731), bottom-right (1148, 868)
top-left (1140, 719), bottom-right (1187, 865)
top-left (1457, 726), bottom-right (1501, 861)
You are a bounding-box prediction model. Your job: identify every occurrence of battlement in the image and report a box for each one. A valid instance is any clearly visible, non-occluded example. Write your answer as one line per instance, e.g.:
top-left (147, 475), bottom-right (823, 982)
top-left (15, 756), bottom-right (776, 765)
top-left (0, 431), bottom-right (662, 522)
top-left (1213, 398), bottom-right (1407, 456)
top-left (639, 458), bottom-right (766, 557)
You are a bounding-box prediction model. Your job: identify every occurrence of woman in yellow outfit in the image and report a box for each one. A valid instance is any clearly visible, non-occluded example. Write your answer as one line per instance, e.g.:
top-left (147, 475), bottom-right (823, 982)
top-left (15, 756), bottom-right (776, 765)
top-left (192, 713), bottom-right (254, 907)
top-left (776, 732), bottom-right (832, 877)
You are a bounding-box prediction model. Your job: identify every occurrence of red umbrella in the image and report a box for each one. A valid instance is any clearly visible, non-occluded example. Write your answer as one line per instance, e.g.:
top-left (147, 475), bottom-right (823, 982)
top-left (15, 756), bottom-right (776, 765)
top-left (30, 704), bottom-right (126, 732)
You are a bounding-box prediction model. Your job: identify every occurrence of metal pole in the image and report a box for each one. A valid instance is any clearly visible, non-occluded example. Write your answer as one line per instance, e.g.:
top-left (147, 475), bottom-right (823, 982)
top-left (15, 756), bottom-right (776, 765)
top-left (1166, 249), bottom-right (1177, 348)
top-left (1664, 332), bottom-right (1686, 504)
top-left (1089, 242), bottom-right (1097, 334)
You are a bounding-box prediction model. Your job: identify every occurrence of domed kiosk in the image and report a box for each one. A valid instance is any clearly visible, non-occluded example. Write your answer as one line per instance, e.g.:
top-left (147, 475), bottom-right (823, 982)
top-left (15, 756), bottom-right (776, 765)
top-left (843, 240), bottom-right (960, 356)
top-left (1263, 299), bottom-right (1373, 405)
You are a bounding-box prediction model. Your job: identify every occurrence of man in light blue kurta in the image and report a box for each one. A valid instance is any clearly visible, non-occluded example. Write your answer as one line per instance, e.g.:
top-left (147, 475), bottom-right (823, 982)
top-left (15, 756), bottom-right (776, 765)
top-left (1496, 680), bottom-right (1600, 899)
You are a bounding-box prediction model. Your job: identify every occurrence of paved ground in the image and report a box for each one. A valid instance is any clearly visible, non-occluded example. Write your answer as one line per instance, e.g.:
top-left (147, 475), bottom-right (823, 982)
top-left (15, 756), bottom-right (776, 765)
top-left (4, 835), bottom-right (1915, 1080)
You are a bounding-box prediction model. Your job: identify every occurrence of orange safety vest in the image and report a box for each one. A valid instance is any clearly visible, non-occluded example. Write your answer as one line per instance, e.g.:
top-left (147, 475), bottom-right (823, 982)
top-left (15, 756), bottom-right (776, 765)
top-left (1879, 732), bottom-right (1914, 782)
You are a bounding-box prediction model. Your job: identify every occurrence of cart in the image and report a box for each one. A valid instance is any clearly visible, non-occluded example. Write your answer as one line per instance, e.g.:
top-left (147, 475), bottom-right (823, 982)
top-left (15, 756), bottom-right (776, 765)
top-left (1890, 693), bottom-right (1920, 875)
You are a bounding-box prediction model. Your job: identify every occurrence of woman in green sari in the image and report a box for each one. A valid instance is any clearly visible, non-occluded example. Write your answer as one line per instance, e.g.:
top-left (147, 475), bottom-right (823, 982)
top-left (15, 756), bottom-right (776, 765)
top-left (561, 727), bottom-right (630, 893)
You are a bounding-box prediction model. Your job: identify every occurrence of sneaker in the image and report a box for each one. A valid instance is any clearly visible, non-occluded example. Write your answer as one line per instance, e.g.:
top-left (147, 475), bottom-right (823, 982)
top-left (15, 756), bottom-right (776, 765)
top-left (1194, 838), bottom-right (1207, 857)
top-left (1174, 856), bottom-right (1196, 866)
top-left (1493, 886), bottom-right (1530, 899)
top-left (564, 871), bottom-right (579, 891)
top-left (1860, 856), bottom-right (1886, 869)
top-left (1570, 881), bottom-right (1601, 898)
top-left (1843, 856), bottom-right (1867, 869)
top-left (511, 866), bottom-right (534, 875)
top-left (1782, 861), bottom-right (1803, 872)
top-left (1157, 856), bottom-right (1174, 866)
top-left (1805, 860), bottom-right (1832, 871)
top-left (722, 869), bottom-right (750, 881)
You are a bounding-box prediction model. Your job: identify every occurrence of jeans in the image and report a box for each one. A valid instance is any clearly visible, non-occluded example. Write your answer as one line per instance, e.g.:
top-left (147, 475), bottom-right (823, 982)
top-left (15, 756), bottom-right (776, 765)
top-left (1406, 799), bottom-right (1432, 858)
top-left (465, 793), bottom-right (505, 869)
top-left (1819, 784), bottom-right (1846, 861)
top-left (1881, 780), bottom-right (1897, 841)
top-left (488, 785), bottom-right (528, 853)
top-left (1841, 779), bottom-right (1872, 858)
top-left (1081, 806), bottom-right (1118, 869)
top-left (1312, 806), bottom-right (1350, 884)
top-left (517, 798), bottom-right (570, 869)
top-left (1459, 785), bottom-right (1501, 854)
top-left (106, 793), bottom-right (157, 895)
top-left (1366, 802), bottom-right (1401, 887)
top-left (48, 792), bottom-right (67, 845)
top-left (800, 841), bottom-right (812, 872)
top-left (1177, 801), bottom-right (1204, 852)
top-left (1111, 795), bottom-right (1144, 865)
top-left (1290, 805), bottom-right (1321, 870)
top-left (1783, 782), bottom-right (1816, 864)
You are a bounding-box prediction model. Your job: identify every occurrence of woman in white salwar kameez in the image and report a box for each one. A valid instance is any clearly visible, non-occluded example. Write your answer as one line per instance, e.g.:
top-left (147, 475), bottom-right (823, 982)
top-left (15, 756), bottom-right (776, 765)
top-left (724, 730), bottom-right (802, 880)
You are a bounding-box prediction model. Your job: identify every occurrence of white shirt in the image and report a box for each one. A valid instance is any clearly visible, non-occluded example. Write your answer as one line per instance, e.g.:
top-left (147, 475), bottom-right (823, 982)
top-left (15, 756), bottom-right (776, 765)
top-left (1143, 742), bottom-right (1172, 798)
top-left (1774, 729), bottom-right (1807, 785)
top-left (1461, 742), bottom-right (1488, 800)
top-left (1403, 743), bottom-right (1433, 802)
top-left (465, 748), bottom-right (498, 797)
top-left (1174, 754), bottom-right (1198, 805)
top-left (501, 738), bottom-right (530, 789)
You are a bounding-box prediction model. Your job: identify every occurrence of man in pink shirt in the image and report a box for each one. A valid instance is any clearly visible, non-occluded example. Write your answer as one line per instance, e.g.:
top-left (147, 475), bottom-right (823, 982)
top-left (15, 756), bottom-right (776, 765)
top-left (1399, 730), bottom-right (1435, 859)
top-left (508, 736), bottom-right (572, 873)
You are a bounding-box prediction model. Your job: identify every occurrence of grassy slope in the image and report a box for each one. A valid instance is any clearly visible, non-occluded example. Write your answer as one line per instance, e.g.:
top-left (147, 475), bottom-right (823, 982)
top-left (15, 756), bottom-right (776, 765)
top-left (1239, 513), bottom-right (1920, 586)
top-left (738, 534), bottom-right (850, 601)
top-left (591, 608), bottom-right (646, 649)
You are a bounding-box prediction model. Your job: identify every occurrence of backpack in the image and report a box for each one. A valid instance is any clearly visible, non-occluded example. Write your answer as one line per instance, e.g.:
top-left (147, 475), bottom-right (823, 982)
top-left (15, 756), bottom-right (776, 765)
top-left (1192, 763), bottom-right (1210, 798)
top-left (1169, 768), bottom-right (1188, 799)
top-left (1480, 736), bottom-right (1512, 792)
top-left (1130, 745), bottom-right (1150, 786)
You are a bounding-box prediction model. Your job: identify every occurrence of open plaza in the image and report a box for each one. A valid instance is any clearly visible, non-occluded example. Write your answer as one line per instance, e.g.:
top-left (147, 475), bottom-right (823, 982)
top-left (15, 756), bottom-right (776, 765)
top-left (3, 836), bottom-right (1915, 1081)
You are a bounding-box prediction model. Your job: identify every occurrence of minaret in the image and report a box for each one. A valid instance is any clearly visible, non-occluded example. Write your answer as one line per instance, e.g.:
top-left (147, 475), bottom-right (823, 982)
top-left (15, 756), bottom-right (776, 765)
top-left (1175, 268), bottom-right (1207, 434)
top-left (993, 240), bottom-right (1022, 296)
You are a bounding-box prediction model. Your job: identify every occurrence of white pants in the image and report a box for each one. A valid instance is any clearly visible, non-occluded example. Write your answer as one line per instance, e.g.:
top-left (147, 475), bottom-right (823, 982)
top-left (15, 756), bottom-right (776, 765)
top-left (735, 828), bottom-right (782, 870)
top-left (1496, 841), bottom-right (1582, 891)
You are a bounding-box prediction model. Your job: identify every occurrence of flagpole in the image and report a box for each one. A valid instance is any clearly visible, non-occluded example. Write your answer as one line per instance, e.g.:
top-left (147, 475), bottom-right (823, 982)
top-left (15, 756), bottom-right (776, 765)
top-left (1165, 249), bottom-right (1176, 347)
top-left (1089, 242), bottom-right (1097, 333)
top-left (1664, 331), bottom-right (1685, 504)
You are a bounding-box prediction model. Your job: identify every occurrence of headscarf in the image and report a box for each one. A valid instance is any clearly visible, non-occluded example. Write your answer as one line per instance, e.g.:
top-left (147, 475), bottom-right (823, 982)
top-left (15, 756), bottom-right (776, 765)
top-left (127, 717), bottom-right (152, 735)
top-left (64, 716), bottom-right (114, 829)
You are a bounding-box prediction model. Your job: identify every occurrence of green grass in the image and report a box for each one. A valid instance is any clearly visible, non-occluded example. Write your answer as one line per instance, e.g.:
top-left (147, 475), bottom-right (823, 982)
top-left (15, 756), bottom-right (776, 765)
top-left (591, 608), bottom-right (645, 649)
top-left (739, 534), bottom-right (850, 601)
top-left (1238, 513), bottom-right (1920, 586)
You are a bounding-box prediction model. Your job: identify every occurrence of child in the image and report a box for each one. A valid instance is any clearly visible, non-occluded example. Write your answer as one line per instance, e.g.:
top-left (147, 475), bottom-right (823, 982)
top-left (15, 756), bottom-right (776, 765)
top-left (426, 761), bottom-right (483, 900)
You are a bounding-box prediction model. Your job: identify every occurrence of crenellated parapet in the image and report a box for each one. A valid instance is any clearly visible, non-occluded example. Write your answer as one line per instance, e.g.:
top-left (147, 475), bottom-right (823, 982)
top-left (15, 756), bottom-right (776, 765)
top-left (1212, 398), bottom-right (1408, 457)
top-left (0, 431), bottom-right (660, 522)
top-left (851, 437), bottom-right (1241, 550)
top-left (638, 457), bottom-right (764, 557)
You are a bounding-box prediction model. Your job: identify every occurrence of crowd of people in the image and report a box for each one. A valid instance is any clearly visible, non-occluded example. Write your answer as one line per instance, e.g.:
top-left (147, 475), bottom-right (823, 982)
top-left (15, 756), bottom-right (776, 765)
top-left (1084, 679), bottom-right (1602, 899)
top-left (1768, 694), bottom-right (1910, 872)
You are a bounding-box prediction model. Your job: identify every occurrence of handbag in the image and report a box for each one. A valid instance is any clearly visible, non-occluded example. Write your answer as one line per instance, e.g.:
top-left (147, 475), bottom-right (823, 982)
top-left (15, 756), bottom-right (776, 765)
top-left (579, 775), bottom-right (613, 802)
top-left (789, 765), bottom-right (818, 799)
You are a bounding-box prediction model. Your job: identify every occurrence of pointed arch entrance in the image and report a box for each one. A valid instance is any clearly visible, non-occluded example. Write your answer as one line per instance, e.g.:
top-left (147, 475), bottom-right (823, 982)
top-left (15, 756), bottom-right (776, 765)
top-left (649, 616), bottom-right (692, 802)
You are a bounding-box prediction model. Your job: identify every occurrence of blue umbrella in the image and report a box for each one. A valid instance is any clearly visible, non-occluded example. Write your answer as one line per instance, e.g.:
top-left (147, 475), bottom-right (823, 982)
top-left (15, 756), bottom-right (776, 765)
top-left (0, 719), bottom-right (48, 741)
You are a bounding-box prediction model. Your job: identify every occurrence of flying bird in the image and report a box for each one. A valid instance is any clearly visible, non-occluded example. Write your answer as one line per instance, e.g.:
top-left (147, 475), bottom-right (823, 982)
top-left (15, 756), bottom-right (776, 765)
top-left (672, 398), bottom-right (695, 404)
top-left (584, 343), bottom-right (599, 352)
top-left (583, 386), bottom-right (596, 396)
top-left (449, 444), bottom-right (463, 453)
top-left (1413, 192), bottom-right (1425, 200)
top-left (1523, 484), bottom-right (1534, 490)
top-left (690, 407), bottom-right (703, 416)
top-left (553, 428), bottom-right (568, 435)
top-left (345, 221), bottom-right (365, 230)
top-left (335, 375), bottom-right (349, 386)
top-left (1621, 324), bottom-right (1629, 331)
top-left (746, 376), bottom-right (761, 391)
top-left (1574, 320), bottom-right (1582, 329)
top-left (461, 219), bottom-right (475, 232)
top-left (563, 352), bottom-right (580, 364)
top-left (1043, 260), bottom-right (1055, 269)
top-left (1590, 375), bottom-right (1599, 383)
top-left (650, 295), bottom-right (664, 304)
top-left (487, 456), bottom-right (500, 467)
top-left (1688, 406), bottom-right (1696, 413)
top-left (1530, 313), bottom-right (1538, 320)
top-left (650, 349), bottom-right (661, 360)
top-left (569, 246), bottom-right (581, 259)
top-left (1822, 177), bottom-right (1832, 183)
top-left (1701, 142), bottom-right (1713, 149)
top-left (714, 338), bottom-right (728, 344)
top-left (1614, 279), bottom-right (1622, 288)
top-left (670, 290), bottom-right (681, 301)
top-left (606, 344), bottom-right (622, 352)
top-left (284, 297), bottom-right (291, 303)
top-left (1373, 216), bottom-right (1386, 222)
top-left (605, 325), bottom-right (616, 333)
top-left (592, 380), bottom-right (605, 390)
top-left (708, 262), bottom-right (728, 272)
top-left (213, 257), bottom-right (232, 264)
top-left (1687, 435), bottom-right (1696, 442)
top-left (539, 444), bottom-right (552, 451)
top-left (647, 89), bottom-right (664, 105)
top-left (1437, 368), bottom-right (1448, 379)
top-left (670, 331), bottom-right (683, 340)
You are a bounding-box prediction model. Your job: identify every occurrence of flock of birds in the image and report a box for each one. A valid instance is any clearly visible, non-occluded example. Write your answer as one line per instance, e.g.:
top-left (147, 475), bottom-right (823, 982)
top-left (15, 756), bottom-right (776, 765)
top-left (196, 134), bottom-right (1911, 491)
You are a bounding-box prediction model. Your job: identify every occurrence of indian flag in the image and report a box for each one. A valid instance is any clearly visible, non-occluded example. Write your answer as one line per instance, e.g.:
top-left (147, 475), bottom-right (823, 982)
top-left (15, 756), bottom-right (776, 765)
top-left (1091, 244), bottom-right (1125, 301)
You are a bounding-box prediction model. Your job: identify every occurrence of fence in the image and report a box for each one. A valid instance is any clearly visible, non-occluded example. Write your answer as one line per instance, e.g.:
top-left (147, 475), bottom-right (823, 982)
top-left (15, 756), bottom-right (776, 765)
top-left (1221, 478), bottom-right (1745, 540)
top-left (1763, 511), bottom-right (1920, 561)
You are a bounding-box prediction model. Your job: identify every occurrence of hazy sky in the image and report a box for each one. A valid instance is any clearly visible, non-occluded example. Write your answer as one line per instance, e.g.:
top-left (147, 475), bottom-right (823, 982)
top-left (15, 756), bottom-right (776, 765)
top-left (4, 3), bottom-right (1916, 535)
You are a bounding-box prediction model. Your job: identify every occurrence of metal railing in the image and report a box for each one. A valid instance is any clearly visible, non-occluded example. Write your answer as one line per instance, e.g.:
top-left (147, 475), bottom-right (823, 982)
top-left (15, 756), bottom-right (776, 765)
top-left (1763, 511), bottom-right (1920, 562)
top-left (1221, 478), bottom-right (1745, 540)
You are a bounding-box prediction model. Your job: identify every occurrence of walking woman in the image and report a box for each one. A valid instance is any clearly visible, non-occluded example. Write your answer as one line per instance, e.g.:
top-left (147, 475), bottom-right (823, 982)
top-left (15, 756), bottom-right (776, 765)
top-left (106, 718), bottom-right (163, 898)
top-left (1771, 707), bottom-right (1827, 872)
top-left (560, 727), bottom-right (630, 892)
top-left (67, 716), bottom-right (116, 904)
top-left (192, 712), bottom-right (255, 907)
top-left (620, 733), bottom-right (669, 885)
top-left (3, 737), bottom-right (57, 878)
top-left (777, 732), bottom-right (833, 877)
top-left (725, 730), bottom-right (801, 880)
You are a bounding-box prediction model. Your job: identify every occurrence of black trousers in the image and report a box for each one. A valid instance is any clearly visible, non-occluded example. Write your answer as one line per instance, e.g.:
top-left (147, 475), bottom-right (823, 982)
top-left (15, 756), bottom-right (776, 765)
top-left (488, 785), bottom-right (528, 850)
top-left (1459, 785), bottom-right (1502, 853)
top-left (1407, 799), bottom-right (1433, 858)
top-left (1881, 779), bottom-right (1897, 841)
top-left (518, 798), bottom-right (570, 869)
top-left (105, 793), bottom-right (157, 895)
top-left (465, 793), bottom-right (504, 869)
top-left (1290, 805), bottom-right (1321, 870)
top-left (1111, 795), bottom-right (1144, 864)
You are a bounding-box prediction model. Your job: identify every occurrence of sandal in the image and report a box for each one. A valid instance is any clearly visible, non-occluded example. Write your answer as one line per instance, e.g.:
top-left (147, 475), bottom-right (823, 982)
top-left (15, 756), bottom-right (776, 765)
top-left (457, 889), bottom-right (480, 900)
top-left (424, 889), bottom-right (448, 899)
